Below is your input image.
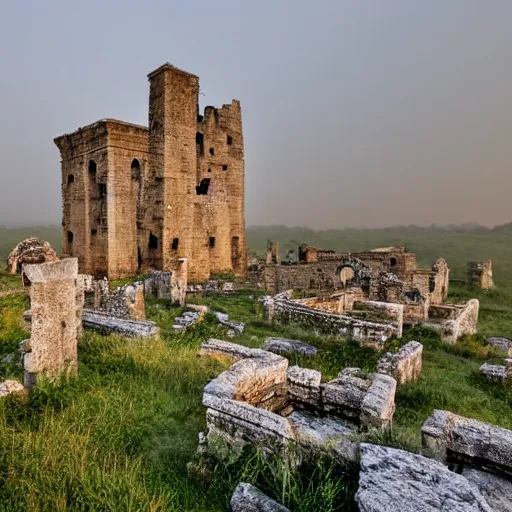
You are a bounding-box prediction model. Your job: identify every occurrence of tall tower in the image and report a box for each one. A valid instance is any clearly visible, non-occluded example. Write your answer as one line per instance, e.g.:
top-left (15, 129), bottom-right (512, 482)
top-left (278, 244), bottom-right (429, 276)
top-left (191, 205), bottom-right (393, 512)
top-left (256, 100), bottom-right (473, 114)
top-left (141, 63), bottom-right (199, 277)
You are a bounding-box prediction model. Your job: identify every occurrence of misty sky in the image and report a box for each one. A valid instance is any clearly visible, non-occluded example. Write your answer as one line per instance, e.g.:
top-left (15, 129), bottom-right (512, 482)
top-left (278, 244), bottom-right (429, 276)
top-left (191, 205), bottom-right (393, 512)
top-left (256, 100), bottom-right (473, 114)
top-left (0, 0), bottom-right (511, 229)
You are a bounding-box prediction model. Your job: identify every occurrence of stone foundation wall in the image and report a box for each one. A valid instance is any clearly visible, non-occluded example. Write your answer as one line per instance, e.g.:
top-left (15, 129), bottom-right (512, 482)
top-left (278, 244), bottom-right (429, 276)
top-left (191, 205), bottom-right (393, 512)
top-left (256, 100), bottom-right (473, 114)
top-left (467, 260), bottom-right (494, 289)
top-left (428, 300), bottom-right (479, 344)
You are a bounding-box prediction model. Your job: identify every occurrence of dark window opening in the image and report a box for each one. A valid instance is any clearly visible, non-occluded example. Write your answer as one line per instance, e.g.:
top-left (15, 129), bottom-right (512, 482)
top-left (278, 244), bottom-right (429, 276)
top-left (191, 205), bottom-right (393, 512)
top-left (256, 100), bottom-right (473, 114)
top-left (197, 114), bottom-right (204, 123)
top-left (222, 164), bottom-right (228, 171)
top-left (99, 183), bottom-right (107, 198)
top-left (88, 160), bottom-right (97, 174)
top-left (148, 232), bottom-right (158, 249)
top-left (209, 237), bottom-right (216, 249)
top-left (227, 135), bottom-right (233, 145)
top-left (67, 231), bottom-right (74, 244)
top-left (196, 178), bottom-right (211, 195)
top-left (429, 276), bottom-right (436, 293)
top-left (172, 238), bottom-right (179, 251)
top-left (196, 132), bottom-right (204, 157)
top-left (67, 174), bottom-right (75, 185)
top-left (137, 247), bottom-right (143, 271)
top-left (390, 257), bottom-right (397, 267)
top-left (155, 176), bottom-right (163, 182)
top-left (207, 168), bottom-right (211, 173)
top-left (209, 147), bottom-right (215, 156)
top-left (91, 229), bottom-right (97, 236)
top-left (131, 159), bottom-right (141, 180)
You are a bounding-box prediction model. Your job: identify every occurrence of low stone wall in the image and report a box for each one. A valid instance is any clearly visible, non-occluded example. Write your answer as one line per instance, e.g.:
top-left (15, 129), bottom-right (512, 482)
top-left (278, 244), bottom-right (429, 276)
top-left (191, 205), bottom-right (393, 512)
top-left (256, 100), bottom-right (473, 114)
top-left (263, 294), bottom-right (402, 348)
top-left (83, 310), bottom-right (160, 337)
top-left (199, 339), bottom-right (396, 463)
top-left (426, 300), bottom-right (479, 344)
top-left (145, 259), bottom-right (187, 306)
top-left (377, 341), bottom-right (423, 385)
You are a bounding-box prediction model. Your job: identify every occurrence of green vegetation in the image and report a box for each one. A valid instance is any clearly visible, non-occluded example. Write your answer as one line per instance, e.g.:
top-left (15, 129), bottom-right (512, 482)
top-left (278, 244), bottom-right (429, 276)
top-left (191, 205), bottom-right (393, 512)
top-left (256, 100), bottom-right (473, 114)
top-left (0, 224), bottom-right (511, 509)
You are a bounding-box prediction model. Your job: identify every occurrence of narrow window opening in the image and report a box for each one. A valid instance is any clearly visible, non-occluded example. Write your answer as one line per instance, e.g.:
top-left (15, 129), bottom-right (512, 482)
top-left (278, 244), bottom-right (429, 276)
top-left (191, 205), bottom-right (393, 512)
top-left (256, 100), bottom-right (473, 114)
top-left (131, 159), bottom-right (141, 180)
top-left (195, 178), bottom-right (211, 195)
top-left (67, 174), bottom-right (75, 185)
top-left (222, 164), bottom-right (228, 171)
top-left (172, 238), bottom-right (179, 251)
top-left (209, 147), bottom-right (215, 156)
top-left (148, 232), bottom-right (158, 249)
top-left (390, 257), bottom-right (397, 267)
top-left (67, 231), bottom-right (74, 244)
top-left (227, 135), bottom-right (233, 145)
top-left (207, 168), bottom-right (212, 173)
top-left (88, 160), bottom-right (97, 174)
top-left (91, 229), bottom-right (97, 236)
top-left (99, 183), bottom-right (107, 198)
top-left (209, 237), bottom-right (216, 249)
top-left (155, 176), bottom-right (163, 182)
top-left (196, 132), bottom-right (204, 157)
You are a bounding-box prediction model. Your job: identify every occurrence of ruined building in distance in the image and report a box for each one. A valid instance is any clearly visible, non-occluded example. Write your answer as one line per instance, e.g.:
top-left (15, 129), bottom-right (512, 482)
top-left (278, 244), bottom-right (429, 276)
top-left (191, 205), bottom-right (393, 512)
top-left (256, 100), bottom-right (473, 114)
top-left (54, 63), bottom-right (246, 282)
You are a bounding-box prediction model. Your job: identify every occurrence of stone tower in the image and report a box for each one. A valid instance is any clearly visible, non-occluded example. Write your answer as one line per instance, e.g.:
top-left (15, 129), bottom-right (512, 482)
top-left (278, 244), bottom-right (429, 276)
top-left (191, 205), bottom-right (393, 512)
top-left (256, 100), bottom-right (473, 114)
top-left (54, 62), bottom-right (246, 281)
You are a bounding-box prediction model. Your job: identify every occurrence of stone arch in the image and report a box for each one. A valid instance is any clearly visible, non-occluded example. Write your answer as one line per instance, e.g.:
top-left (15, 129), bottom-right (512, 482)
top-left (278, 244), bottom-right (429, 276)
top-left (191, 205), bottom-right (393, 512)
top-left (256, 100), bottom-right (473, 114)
top-left (335, 256), bottom-right (371, 287)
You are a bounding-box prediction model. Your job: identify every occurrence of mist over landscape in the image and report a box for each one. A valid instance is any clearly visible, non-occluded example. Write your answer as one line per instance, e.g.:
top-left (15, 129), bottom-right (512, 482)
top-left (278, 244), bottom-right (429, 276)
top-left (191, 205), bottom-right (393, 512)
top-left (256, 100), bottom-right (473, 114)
top-left (1, 0), bottom-right (511, 229)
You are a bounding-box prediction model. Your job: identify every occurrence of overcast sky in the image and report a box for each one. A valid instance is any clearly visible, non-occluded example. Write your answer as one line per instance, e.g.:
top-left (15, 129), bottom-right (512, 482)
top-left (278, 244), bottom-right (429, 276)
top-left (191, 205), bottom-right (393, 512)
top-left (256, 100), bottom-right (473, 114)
top-left (0, 0), bottom-right (511, 229)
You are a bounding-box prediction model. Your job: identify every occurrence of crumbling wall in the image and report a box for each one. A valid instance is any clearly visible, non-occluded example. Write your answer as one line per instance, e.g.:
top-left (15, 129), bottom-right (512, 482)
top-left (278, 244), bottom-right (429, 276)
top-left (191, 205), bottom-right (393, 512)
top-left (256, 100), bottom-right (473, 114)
top-left (55, 62), bottom-right (246, 282)
top-left (467, 260), bottom-right (494, 289)
top-left (22, 259), bottom-right (79, 387)
top-left (427, 299), bottom-right (479, 344)
top-left (7, 238), bottom-right (59, 275)
top-left (430, 258), bottom-right (450, 304)
top-left (377, 341), bottom-right (423, 385)
top-left (144, 258), bottom-right (187, 306)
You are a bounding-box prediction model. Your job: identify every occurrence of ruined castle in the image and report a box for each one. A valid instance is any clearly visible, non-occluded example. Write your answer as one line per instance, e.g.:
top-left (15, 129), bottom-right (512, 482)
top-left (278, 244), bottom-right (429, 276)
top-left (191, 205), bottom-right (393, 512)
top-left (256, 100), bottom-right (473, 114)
top-left (54, 63), bottom-right (246, 282)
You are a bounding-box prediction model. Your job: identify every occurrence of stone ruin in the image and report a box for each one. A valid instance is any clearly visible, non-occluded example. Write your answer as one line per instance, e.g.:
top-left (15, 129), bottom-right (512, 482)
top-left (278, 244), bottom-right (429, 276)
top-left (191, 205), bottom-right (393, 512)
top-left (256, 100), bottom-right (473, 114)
top-left (7, 238), bottom-right (59, 276)
top-left (21, 259), bottom-right (80, 388)
top-left (144, 259), bottom-right (188, 306)
top-left (228, 409), bottom-right (512, 512)
top-left (261, 291), bottom-right (403, 349)
top-left (376, 340), bottom-right (423, 385)
top-left (198, 339), bottom-right (397, 465)
top-left (468, 259), bottom-right (494, 289)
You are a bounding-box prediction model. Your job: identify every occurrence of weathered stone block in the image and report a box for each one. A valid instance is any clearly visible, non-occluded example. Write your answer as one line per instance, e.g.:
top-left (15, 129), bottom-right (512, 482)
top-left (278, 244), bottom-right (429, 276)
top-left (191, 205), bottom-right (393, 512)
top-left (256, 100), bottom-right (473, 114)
top-left (231, 483), bottom-right (290, 512)
top-left (264, 337), bottom-right (318, 357)
top-left (462, 468), bottom-right (512, 512)
top-left (487, 336), bottom-right (512, 356)
top-left (360, 373), bottom-right (396, 429)
top-left (287, 365), bottom-right (322, 409)
top-left (421, 409), bottom-right (512, 477)
top-left (377, 341), bottom-right (423, 385)
top-left (356, 443), bottom-right (493, 512)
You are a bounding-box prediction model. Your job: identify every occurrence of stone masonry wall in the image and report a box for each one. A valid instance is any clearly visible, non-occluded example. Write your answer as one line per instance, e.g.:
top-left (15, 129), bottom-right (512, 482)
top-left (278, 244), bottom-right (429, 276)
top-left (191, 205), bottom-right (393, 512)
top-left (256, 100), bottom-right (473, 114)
top-left (55, 62), bottom-right (246, 282)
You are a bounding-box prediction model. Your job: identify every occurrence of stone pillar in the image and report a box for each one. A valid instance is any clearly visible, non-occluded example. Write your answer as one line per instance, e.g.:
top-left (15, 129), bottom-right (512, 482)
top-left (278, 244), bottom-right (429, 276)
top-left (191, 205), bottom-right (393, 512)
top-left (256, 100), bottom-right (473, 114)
top-left (266, 240), bottom-right (280, 265)
top-left (22, 258), bottom-right (79, 387)
top-left (175, 258), bottom-right (188, 306)
top-left (467, 260), bottom-right (494, 289)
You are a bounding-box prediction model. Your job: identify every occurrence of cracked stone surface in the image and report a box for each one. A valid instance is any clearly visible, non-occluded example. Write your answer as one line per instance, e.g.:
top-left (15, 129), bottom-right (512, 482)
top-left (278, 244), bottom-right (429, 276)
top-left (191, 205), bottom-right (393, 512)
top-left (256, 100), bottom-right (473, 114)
top-left (231, 483), bottom-right (290, 512)
top-left (356, 443), bottom-right (493, 512)
top-left (263, 337), bottom-right (318, 357)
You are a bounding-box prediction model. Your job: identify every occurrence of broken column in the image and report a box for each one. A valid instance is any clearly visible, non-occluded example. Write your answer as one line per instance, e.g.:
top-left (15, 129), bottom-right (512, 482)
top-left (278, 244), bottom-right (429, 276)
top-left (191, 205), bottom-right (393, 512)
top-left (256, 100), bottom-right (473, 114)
top-left (22, 258), bottom-right (79, 387)
top-left (266, 240), bottom-right (280, 265)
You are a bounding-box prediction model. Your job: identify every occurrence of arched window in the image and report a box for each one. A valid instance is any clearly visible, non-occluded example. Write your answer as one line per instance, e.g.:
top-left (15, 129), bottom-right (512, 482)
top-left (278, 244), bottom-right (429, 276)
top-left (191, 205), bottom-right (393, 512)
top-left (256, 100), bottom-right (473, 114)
top-left (67, 174), bottom-right (75, 185)
top-left (390, 257), bottom-right (397, 267)
top-left (209, 237), bottom-right (216, 248)
top-left (131, 159), bottom-right (141, 180)
top-left (88, 160), bottom-right (97, 175)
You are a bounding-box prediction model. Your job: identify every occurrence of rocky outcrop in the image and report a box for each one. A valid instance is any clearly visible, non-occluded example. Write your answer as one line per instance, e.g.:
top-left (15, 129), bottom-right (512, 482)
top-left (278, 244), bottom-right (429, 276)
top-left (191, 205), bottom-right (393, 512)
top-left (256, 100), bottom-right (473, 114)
top-left (356, 443), bottom-right (493, 512)
top-left (230, 483), bottom-right (290, 512)
top-left (377, 341), bottom-right (423, 385)
top-left (421, 409), bottom-right (512, 477)
top-left (264, 337), bottom-right (318, 357)
top-left (7, 238), bottom-right (59, 275)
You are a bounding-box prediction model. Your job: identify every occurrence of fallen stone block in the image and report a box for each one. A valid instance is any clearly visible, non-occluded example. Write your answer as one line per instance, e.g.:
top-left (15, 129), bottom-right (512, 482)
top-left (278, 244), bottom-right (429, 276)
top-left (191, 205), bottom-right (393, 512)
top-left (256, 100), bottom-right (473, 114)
top-left (263, 337), bottom-right (318, 357)
top-left (0, 380), bottom-right (25, 398)
top-left (231, 483), bottom-right (290, 512)
top-left (356, 443), bottom-right (493, 512)
top-left (462, 468), bottom-right (512, 512)
top-left (377, 341), bottom-right (423, 385)
top-left (480, 362), bottom-right (510, 383)
top-left (487, 336), bottom-right (512, 356)
top-left (83, 310), bottom-right (160, 337)
top-left (360, 373), bottom-right (396, 429)
top-left (218, 319), bottom-right (245, 337)
top-left (421, 409), bottom-right (512, 477)
top-left (288, 410), bottom-right (359, 462)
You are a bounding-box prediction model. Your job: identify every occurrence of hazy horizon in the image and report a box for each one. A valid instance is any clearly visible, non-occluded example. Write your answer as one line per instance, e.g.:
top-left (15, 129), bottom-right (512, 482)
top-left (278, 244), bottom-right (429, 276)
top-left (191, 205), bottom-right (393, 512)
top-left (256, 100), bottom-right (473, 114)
top-left (1, 0), bottom-right (511, 229)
